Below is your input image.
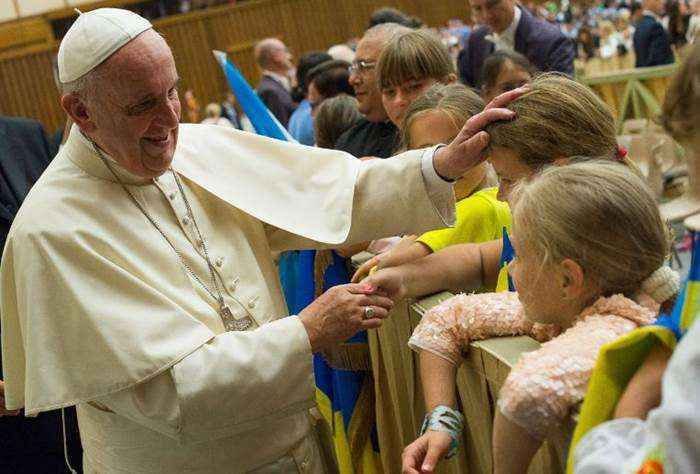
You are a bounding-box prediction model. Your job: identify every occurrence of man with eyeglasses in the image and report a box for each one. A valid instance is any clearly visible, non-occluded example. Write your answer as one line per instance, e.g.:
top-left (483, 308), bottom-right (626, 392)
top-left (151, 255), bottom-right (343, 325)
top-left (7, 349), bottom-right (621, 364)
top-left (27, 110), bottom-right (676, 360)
top-left (335, 23), bottom-right (411, 159)
top-left (458, 0), bottom-right (575, 88)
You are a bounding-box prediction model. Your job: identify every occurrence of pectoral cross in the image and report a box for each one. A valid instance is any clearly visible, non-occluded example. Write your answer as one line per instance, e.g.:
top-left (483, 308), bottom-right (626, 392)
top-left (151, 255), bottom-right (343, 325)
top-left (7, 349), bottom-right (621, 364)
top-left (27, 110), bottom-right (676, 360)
top-left (220, 305), bottom-right (253, 331)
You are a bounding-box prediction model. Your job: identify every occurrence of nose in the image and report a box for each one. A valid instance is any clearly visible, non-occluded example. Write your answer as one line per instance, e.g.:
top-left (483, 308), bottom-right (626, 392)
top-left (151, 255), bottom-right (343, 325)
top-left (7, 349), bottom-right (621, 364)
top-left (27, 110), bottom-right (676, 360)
top-left (497, 183), bottom-right (510, 202)
top-left (349, 70), bottom-right (361, 87)
top-left (394, 90), bottom-right (410, 113)
top-left (157, 97), bottom-right (180, 128)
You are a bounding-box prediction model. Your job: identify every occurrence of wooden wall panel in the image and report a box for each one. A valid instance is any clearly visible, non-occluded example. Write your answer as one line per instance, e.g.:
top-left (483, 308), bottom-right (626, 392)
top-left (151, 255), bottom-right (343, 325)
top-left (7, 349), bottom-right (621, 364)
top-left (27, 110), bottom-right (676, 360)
top-left (0, 0), bottom-right (469, 132)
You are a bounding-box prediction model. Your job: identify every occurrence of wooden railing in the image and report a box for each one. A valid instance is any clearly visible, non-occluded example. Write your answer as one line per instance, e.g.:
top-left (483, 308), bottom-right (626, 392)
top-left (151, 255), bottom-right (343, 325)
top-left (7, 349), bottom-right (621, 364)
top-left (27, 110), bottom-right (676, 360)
top-left (579, 64), bottom-right (678, 133)
top-left (0, 0), bottom-right (468, 133)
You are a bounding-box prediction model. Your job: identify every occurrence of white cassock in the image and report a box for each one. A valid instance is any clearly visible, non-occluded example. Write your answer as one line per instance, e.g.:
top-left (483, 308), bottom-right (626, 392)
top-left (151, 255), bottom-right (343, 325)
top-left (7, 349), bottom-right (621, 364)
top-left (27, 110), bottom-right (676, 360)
top-left (1, 124), bottom-right (455, 473)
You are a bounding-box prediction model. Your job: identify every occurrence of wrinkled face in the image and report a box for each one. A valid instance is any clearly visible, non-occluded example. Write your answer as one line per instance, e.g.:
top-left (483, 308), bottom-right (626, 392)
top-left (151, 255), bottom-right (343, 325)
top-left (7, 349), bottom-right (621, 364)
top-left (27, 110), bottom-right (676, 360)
top-left (407, 110), bottom-right (460, 149)
top-left (482, 60), bottom-right (532, 103)
top-left (84, 31), bottom-right (181, 178)
top-left (382, 77), bottom-right (439, 127)
top-left (508, 231), bottom-right (567, 325)
top-left (488, 146), bottom-right (534, 201)
top-left (349, 36), bottom-right (387, 122)
top-left (470, 0), bottom-right (515, 33)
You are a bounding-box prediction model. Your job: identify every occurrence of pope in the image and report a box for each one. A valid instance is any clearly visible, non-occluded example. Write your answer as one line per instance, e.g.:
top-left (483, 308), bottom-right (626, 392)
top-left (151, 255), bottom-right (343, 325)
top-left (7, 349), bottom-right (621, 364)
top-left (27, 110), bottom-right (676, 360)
top-left (0, 8), bottom-right (521, 473)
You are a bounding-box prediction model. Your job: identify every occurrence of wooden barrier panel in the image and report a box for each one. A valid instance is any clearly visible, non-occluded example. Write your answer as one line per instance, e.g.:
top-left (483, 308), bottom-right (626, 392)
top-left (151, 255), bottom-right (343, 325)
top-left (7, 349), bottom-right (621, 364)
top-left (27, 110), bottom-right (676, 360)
top-left (0, 17), bottom-right (54, 53)
top-left (0, 0), bottom-right (467, 132)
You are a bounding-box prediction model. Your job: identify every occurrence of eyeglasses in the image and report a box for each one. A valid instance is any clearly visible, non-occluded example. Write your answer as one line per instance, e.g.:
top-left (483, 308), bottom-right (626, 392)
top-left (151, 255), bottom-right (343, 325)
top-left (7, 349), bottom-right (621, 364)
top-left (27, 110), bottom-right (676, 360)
top-left (348, 60), bottom-right (377, 75)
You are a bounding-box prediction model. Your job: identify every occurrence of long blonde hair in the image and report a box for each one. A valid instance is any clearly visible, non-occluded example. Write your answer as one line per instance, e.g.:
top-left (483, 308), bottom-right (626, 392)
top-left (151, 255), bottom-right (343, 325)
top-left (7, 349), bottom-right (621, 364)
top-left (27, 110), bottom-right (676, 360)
top-left (486, 73), bottom-right (620, 169)
top-left (511, 161), bottom-right (671, 299)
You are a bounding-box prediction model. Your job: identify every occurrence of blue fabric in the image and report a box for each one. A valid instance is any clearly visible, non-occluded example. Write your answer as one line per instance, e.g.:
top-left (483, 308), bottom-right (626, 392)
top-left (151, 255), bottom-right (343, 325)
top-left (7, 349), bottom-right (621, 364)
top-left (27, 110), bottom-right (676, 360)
top-left (651, 232), bottom-right (700, 340)
top-left (219, 58), bottom-right (288, 141)
top-left (287, 100), bottom-right (315, 146)
top-left (500, 227), bottom-right (516, 291)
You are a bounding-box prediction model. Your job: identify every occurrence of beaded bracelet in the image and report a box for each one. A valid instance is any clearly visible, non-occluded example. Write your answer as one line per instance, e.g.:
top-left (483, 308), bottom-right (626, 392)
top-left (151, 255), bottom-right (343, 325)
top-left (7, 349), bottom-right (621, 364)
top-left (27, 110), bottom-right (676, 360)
top-left (419, 405), bottom-right (464, 459)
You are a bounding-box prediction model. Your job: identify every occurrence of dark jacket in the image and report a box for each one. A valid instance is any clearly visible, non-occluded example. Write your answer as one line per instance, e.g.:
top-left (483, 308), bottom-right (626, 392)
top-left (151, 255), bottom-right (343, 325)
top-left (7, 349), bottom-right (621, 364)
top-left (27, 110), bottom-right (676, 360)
top-left (334, 119), bottom-right (400, 158)
top-left (634, 14), bottom-right (675, 67)
top-left (459, 7), bottom-right (575, 88)
top-left (0, 116), bottom-right (82, 473)
top-left (0, 117), bottom-right (56, 256)
top-left (256, 74), bottom-right (295, 127)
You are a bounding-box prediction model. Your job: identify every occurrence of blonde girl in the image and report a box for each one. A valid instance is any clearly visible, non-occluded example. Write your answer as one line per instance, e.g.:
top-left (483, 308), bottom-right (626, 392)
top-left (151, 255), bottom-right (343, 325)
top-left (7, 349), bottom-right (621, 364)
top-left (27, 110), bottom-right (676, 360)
top-left (572, 38), bottom-right (700, 474)
top-left (402, 162), bottom-right (679, 474)
top-left (363, 73), bottom-right (630, 299)
top-left (352, 84), bottom-right (510, 284)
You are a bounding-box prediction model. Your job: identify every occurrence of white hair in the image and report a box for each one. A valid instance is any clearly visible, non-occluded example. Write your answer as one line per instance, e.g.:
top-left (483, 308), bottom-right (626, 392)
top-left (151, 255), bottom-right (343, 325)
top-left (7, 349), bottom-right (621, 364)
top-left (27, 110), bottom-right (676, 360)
top-left (327, 44), bottom-right (355, 63)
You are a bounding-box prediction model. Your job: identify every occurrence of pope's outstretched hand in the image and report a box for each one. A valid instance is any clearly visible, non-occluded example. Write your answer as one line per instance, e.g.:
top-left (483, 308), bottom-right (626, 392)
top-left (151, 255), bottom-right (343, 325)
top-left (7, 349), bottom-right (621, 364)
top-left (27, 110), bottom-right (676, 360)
top-left (432, 86), bottom-right (528, 181)
top-left (299, 283), bottom-right (394, 352)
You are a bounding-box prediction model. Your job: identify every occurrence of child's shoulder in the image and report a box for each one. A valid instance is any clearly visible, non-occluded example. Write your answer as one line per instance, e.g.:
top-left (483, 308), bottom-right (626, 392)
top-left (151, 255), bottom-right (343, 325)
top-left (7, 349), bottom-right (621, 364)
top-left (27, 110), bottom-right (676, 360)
top-left (578, 294), bottom-right (658, 327)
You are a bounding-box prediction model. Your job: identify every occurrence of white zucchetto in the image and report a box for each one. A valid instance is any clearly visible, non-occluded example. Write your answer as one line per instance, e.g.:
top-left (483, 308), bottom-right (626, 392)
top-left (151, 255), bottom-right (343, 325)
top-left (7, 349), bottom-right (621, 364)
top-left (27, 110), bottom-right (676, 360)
top-left (58, 8), bottom-right (152, 83)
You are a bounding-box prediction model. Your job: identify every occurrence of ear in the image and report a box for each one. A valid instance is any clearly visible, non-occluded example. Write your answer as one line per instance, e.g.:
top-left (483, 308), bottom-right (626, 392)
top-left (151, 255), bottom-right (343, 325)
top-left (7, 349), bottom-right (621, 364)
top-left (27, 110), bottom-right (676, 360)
top-left (559, 258), bottom-right (586, 300)
top-left (444, 73), bottom-right (458, 84)
top-left (552, 157), bottom-right (571, 167)
top-left (60, 93), bottom-right (96, 134)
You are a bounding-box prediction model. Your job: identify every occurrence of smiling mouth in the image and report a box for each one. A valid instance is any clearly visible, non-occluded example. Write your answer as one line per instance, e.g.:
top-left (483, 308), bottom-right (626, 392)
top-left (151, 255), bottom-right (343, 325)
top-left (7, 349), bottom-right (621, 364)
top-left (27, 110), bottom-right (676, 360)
top-left (144, 135), bottom-right (169, 145)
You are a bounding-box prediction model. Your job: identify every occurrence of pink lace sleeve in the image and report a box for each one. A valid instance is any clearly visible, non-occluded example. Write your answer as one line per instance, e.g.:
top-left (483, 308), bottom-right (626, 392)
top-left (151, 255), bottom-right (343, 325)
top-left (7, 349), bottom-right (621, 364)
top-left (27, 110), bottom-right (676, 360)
top-left (498, 313), bottom-right (640, 439)
top-left (408, 292), bottom-right (557, 365)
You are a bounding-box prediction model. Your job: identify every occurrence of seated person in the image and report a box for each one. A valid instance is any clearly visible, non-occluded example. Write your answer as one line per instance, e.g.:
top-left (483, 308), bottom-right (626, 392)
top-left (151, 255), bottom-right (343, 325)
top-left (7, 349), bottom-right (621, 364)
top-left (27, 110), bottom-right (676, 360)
top-left (352, 84), bottom-right (509, 286)
top-left (403, 161), bottom-right (679, 474)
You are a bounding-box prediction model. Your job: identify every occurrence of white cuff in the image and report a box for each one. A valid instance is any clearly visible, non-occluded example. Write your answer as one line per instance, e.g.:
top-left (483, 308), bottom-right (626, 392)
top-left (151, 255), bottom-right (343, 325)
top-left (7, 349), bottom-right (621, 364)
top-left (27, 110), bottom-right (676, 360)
top-left (421, 145), bottom-right (456, 227)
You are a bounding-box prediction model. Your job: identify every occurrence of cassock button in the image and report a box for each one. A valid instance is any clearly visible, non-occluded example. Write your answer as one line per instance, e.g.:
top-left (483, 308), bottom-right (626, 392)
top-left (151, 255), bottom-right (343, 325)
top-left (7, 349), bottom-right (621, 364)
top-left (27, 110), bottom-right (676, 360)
top-left (168, 192), bottom-right (176, 200)
top-left (182, 216), bottom-right (190, 226)
top-left (248, 297), bottom-right (258, 309)
top-left (215, 257), bottom-right (224, 267)
top-left (229, 277), bottom-right (239, 292)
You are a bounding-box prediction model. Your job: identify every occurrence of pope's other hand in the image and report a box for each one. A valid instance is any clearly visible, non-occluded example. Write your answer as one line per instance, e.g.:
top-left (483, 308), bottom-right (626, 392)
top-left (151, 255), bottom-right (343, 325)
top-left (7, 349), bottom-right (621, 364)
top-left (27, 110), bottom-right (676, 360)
top-left (432, 86), bottom-right (528, 181)
top-left (299, 283), bottom-right (394, 352)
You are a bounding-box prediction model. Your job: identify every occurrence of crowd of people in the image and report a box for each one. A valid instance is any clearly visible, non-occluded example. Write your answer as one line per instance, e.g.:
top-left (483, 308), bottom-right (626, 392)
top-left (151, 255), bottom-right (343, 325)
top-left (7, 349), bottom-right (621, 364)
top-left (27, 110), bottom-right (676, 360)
top-left (0, 2), bottom-right (699, 474)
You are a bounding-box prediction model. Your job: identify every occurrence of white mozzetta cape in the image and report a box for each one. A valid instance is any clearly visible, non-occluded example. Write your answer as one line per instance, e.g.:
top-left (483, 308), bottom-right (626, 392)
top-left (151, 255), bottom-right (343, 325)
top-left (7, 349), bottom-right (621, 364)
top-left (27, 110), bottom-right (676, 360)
top-left (1, 124), bottom-right (453, 417)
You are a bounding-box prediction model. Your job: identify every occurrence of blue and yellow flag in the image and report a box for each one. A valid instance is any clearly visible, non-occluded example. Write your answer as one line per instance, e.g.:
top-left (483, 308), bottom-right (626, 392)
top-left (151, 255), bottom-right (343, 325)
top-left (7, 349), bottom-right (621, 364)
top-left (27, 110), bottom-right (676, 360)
top-left (213, 51), bottom-right (292, 141)
top-left (496, 227), bottom-right (516, 292)
top-left (292, 251), bottom-right (382, 473)
top-left (567, 232), bottom-right (700, 473)
top-left (215, 52), bottom-right (381, 473)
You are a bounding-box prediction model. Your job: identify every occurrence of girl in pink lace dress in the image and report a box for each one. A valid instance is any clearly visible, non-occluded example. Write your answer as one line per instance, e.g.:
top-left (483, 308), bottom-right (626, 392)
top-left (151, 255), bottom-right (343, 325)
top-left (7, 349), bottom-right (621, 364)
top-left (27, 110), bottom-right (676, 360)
top-left (402, 162), bottom-right (680, 474)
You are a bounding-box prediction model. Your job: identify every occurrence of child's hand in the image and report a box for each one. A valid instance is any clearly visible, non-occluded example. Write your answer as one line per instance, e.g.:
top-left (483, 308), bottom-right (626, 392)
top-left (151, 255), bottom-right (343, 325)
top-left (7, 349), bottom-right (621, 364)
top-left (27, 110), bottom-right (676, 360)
top-left (351, 254), bottom-right (382, 283)
top-left (401, 431), bottom-right (452, 474)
